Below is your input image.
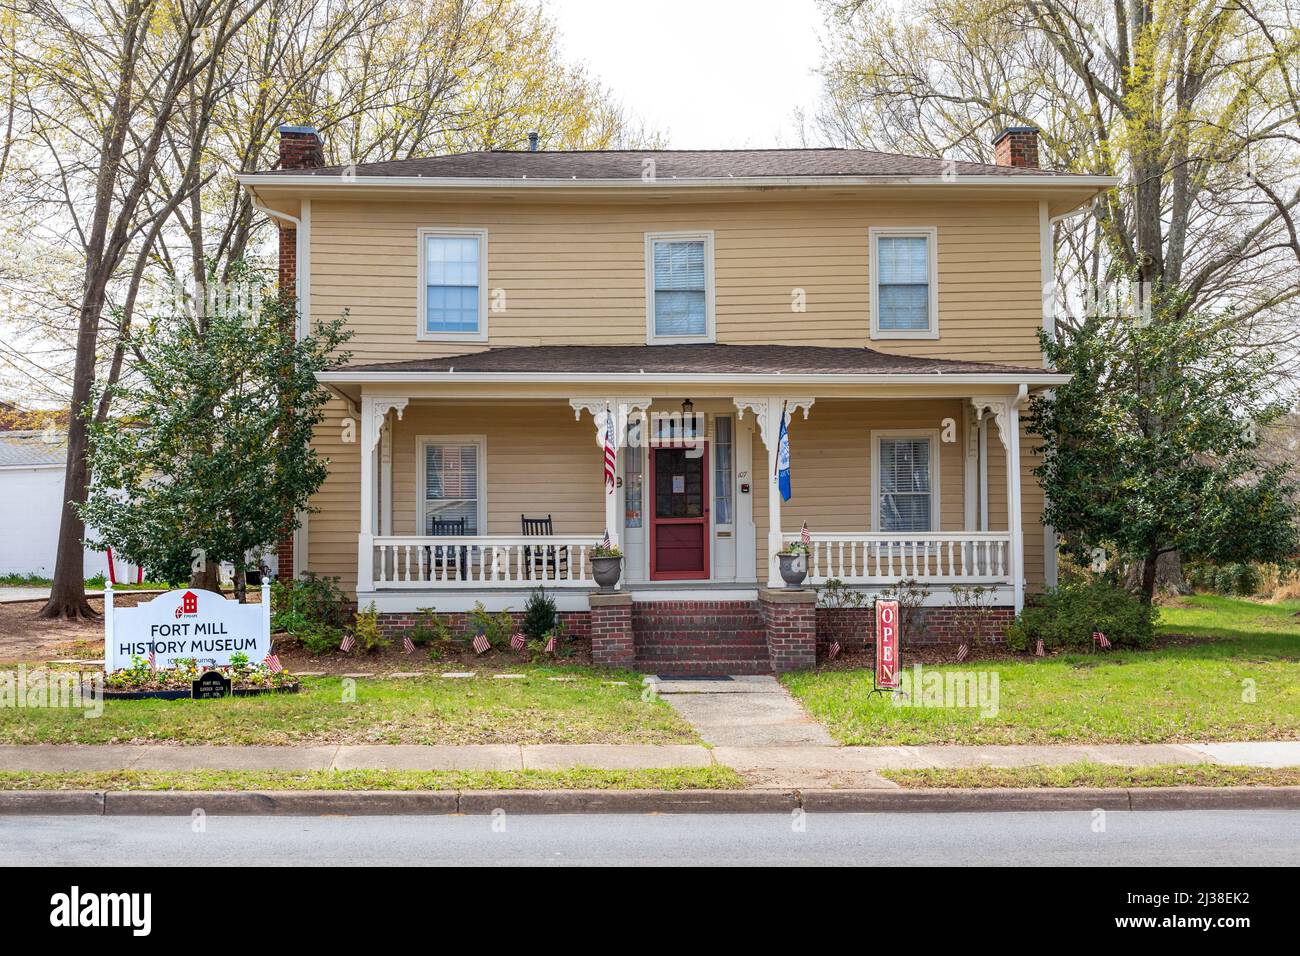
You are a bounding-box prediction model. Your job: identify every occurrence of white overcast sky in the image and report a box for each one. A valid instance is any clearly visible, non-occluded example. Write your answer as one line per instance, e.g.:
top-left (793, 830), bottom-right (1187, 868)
top-left (546, 0), bottom-right (827, 148)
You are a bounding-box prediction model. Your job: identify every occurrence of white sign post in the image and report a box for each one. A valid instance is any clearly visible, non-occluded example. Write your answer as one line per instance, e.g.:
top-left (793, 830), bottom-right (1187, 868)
top-left (104, 583), bottom-right (272, 672)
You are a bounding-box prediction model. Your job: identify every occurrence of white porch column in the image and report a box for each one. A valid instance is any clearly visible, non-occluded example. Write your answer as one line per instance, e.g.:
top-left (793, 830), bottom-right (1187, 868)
top-left (971, 391), bottom-right (1027, 612)
top-left (570, 397), bottom-right (652, 554)
top-left (734, 395), bottom-right (814, 588)
top-left (358, 394), bottom-right (408, 592)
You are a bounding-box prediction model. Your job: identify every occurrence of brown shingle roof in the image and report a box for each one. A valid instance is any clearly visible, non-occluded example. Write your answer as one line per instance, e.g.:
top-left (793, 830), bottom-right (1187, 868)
top-left (339, 344), bottom-right (1046, 377)
top-left (261, 148), bottom-right (1070, 181)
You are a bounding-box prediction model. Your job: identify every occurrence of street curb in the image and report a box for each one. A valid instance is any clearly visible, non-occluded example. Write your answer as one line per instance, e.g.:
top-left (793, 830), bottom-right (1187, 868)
top-left (0, 786), bottom-right (1297, 815)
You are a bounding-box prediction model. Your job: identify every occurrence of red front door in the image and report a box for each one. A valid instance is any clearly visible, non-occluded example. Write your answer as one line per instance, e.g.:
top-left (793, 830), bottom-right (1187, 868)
top-left (649, 445), bottom-right (709, 580)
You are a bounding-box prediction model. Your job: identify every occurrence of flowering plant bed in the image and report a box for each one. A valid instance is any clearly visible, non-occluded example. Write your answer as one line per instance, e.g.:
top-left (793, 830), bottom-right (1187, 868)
top-left (98, 655), bottom-right (298, 699)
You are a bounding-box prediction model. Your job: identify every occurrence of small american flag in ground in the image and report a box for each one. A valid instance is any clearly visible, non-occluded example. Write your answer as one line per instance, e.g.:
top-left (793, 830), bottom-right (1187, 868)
top-left (827, 640), bottom-right (841, 660)
top-left (340, 633), bottom-right (355, 653)
top-left (801, 522), bottom-right (811, 546)
top-left (510, 632), bottom-right (527, 652)
top-left (147, 646), bottom-right (156, 669)
top-left (403, 634), bottom-right (415, 654)
top-left (1092, 627), bottom-right (1112, 649)
top-left (956, 642), bottom-right (970, 662)
top-left (1035, 638), bottom-right (1046, 657)
top-left (263, 654), bottom-right (283, 673)
top-left (472, 633), bottom-right (491, 654)
top-left (544, 634), bottom-right (557, 653)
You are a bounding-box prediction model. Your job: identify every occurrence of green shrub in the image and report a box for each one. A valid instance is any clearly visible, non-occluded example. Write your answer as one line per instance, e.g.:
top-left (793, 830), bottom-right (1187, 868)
top-left (521, 588), bottom-right (557, 641)
top-left (407, 607), bottom-right (454, 646)
top-left (468, 601), bottom-right (515, 649)
top-left (299, 621), bottom-right (344, 655)
top-left (350, 602), bottom-right (389, 653)
top-left (1005, 579), bottom-right (1156, 653)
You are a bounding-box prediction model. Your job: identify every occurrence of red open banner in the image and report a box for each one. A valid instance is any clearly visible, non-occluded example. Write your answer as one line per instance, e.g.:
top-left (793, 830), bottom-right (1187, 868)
top-left (875, 599), bottom-right (900, 689)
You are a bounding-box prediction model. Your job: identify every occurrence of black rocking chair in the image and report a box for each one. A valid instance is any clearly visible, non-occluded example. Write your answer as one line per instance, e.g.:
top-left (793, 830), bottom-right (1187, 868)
top-left (521, 514), bottom-right (569, 580)
top-left (426, 517), bottom-right (469, 581)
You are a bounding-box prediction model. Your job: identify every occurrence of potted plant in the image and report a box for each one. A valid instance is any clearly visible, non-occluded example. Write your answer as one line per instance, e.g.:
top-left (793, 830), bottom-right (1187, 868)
top-left (591, 543), bottom-right (624, 591)
top-left (777, 542), bottom-right (810, 588)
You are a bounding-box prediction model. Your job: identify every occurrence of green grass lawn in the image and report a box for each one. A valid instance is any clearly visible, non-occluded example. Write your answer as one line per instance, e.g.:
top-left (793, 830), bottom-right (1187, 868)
top-left (0, 664), bottom-right (698, 745)
top-left (783, 596), bottom-right (1300, 746)
top-left (882, 763), bottom-right (1300, 789)
top-left (0, 766), bottom-right (741, 791)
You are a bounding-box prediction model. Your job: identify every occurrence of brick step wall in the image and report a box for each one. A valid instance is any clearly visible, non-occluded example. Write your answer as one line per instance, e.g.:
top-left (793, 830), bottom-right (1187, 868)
top-left (631, 599), bottom-right (772, 674)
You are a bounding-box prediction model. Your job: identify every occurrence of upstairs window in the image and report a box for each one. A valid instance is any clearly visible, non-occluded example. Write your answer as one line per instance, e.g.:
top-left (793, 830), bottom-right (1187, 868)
top-left (419, 228), bottom-right (487, 340)
top-left (871, 227), bottom-right (938, 339)
top-left (646, 232), bottom-right (714, 343)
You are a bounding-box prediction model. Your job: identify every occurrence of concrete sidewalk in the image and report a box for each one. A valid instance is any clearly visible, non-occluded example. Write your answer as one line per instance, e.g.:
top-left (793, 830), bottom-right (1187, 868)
top-left (1, 740), bottom-right (1296, 773)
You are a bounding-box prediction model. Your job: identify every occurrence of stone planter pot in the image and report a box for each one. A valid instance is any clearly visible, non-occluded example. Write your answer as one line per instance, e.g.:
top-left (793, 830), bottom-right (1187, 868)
top-left (591, 555), bottom-right (623, 592)
top-left (778, 552), bottom-right (808, 588)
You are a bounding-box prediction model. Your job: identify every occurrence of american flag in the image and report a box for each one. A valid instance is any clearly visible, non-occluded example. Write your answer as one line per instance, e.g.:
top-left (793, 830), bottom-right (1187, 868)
top-left (601, 528), bottom-right (611, 550)
top-left (544, 633), bottom-right (557, 654)
top-left (472, 632), bottom-right (491, 654)
top-left (403, 634), bottom-right (415, 655)
top-left (510, 632), bottom-right (527, 652)
top-left (828, 640), bottom-right (841, 660)
top-left (340, 632), bottom-right (355, 653)
top-left (1035, 638), bottom-right (1046, 657)
top-left (147, 646), bottom-right (156, 669)
top-left (800, 522), bottom-right (811, 546)
top-left (603, 407), bottom-right (617, 494)
top-left (263, 653), bottom-right (283, 673)
top-left (956, 642), bottom-right (970, 662)
top-left (1092, 627), bottom-right (1112, 649)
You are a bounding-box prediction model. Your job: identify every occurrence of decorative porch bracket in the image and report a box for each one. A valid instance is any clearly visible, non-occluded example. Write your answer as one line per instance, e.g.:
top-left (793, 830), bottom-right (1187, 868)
top-left (969, 394), bottom-right (1026, 611)
top-left (734, 395), bottom-right (815, 588)
top-left (358, 394), bottom-right (409, 591)
top-left (569, 397), bottom-right (652, 552)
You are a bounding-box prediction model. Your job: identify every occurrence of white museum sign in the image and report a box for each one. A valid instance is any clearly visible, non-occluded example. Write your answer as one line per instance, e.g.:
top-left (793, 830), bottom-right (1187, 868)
top-left (104, 584), bottom-right (272, 672)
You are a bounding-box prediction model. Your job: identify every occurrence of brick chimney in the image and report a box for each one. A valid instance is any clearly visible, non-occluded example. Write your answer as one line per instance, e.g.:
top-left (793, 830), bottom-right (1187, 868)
top-left (992, 126), bottom-right (1039, 169)
top-left (273, 125), bottom-right (324, 583)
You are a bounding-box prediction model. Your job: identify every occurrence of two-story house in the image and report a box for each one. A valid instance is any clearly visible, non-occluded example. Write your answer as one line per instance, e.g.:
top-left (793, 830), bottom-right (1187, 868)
top-left (238, 126), bottom-right (1116, 673)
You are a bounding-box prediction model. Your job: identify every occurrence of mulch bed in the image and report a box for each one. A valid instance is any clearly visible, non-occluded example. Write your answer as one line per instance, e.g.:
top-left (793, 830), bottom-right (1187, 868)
top-left (272, 637), bottom-right (595, 675)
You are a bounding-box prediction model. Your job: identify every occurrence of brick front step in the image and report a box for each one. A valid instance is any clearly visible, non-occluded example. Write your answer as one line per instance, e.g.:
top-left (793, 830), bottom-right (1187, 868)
top-left (634, 659), bottom-right (774, 676)
top-left (632, 600), bottom-right (772, 671)
top-left (633, 645), bottom-right (770, 661)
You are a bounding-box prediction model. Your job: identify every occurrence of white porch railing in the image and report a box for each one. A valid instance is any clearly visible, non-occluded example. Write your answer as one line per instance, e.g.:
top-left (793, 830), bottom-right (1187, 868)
top-left (372, 535), bottom-right (600, 589)
top-left (781, 532), bottom-right (1013, 585)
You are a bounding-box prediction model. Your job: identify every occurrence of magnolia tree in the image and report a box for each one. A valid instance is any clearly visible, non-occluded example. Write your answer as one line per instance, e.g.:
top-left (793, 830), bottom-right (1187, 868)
top-left (79, 266), bottom-right (348, 600)
top-left (1029, 305), bottom-right (1299, 602)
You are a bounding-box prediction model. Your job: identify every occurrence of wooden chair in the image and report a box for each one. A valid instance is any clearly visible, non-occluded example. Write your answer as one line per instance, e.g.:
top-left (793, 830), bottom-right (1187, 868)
top-left (521, 514), bottom-right (569, 580)
top-left (426, 517), bottom-right (468, 580)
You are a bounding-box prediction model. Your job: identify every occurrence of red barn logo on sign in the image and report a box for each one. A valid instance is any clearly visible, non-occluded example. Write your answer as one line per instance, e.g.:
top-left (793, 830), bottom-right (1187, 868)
top-left (875, 599), bottom-right (901, 689)
top-left (174, 591), bottom-right (199, 619)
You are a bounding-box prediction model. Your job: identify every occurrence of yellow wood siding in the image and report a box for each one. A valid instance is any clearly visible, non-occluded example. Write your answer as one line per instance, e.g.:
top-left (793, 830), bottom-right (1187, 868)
top-left (309, 198), bottom-right (1045, 365)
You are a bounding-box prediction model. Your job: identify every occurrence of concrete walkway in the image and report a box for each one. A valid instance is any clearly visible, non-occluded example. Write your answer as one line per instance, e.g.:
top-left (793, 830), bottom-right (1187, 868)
top-left (650, 676), bottom-right (836, 747)
top-left (2, 741), bottom-right (1296, 774)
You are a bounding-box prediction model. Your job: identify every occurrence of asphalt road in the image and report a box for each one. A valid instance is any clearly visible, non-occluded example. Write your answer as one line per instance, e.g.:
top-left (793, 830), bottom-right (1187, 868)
top-left (3, 810), bottom-right (1297, 866)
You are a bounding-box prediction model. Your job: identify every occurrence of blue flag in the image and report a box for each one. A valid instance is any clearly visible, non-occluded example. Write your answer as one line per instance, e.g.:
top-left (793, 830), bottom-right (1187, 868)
top-left (776, 406), bottom-right (791, 501)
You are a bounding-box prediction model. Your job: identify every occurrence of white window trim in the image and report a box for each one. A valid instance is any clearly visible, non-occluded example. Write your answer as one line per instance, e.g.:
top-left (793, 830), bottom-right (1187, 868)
top-left (869, 226), bottom-right (939, 340)
top-left (416, 434), bottom-right (487, 536)
top-left (870, 428), bottom-right (941, 533)
top-left (416, 227), bottom-right (489, 343)
top-left (645, 230), bottom-right (716, 345)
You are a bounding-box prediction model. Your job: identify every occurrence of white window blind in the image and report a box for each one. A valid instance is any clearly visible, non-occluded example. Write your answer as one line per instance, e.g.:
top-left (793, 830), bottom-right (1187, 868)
top-left (653, 239), bottom-right (707, 337)
top-left (877, 235), bottom-right (931, 331)
top-left (424, 235), bottom-right (481, 334)
top-left (424, 443), bottom-right (480, 534)
top-left (878, 437), bottom-right (933, 532)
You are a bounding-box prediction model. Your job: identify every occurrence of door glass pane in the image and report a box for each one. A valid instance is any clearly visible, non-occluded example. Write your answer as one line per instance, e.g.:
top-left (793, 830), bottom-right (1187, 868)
top-left (624, 424), bottom-right (643, 529)
top-left (878, 437), bottom-right (932, 532)
top-left (713, 415), bottom-right (733, 525)
top-left (655, 449), bottom-right (704, 518)
top-left (425, 443), bottom-right (479, 534)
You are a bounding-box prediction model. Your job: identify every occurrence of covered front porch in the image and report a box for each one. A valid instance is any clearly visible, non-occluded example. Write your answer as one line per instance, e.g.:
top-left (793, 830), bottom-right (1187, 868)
top-left (344, 388), bottom-right (1033, 614)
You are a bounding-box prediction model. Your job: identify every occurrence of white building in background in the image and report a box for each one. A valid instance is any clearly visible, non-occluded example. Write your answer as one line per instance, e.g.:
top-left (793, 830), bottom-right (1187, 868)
top-left (0, 429), bottom-right (135, 580)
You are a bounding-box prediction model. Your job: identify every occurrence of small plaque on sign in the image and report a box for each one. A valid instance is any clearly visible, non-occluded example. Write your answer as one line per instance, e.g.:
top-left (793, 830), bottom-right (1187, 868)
top-left (192, 670), bottom-right (232, 700)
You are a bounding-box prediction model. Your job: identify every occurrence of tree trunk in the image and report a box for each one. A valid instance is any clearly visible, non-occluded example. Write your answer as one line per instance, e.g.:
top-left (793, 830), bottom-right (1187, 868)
top-left (233, 567), bottom-right (247, 604)
top-left (1155, 551), bottom-right (1190, 595)
top-left (1139, 552), bottom-right (1160, 605)
top-left (190, 562), bottom-right (221, 592)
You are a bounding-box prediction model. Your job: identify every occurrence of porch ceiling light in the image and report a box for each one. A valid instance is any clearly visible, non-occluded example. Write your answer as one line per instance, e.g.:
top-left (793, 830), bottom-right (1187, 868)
top-left (681, 398), bottom-right (694, 416)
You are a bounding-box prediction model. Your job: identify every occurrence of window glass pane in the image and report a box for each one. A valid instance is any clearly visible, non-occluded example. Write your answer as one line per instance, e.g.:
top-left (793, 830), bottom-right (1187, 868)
top-left (425, 443), bottom-right (479, 534)
top-left (877, 235), bottom-right (930, 331)
top-left (653, 239), bottom-right (706, 337)
top-left (425, 235), bottom-right (480, 334)
top-left (624, 423), bottom-right (643, 529)
top-left (713, 415), bottom-right (733, 525)
top-left (879, 437), bottom-right (932, 532)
